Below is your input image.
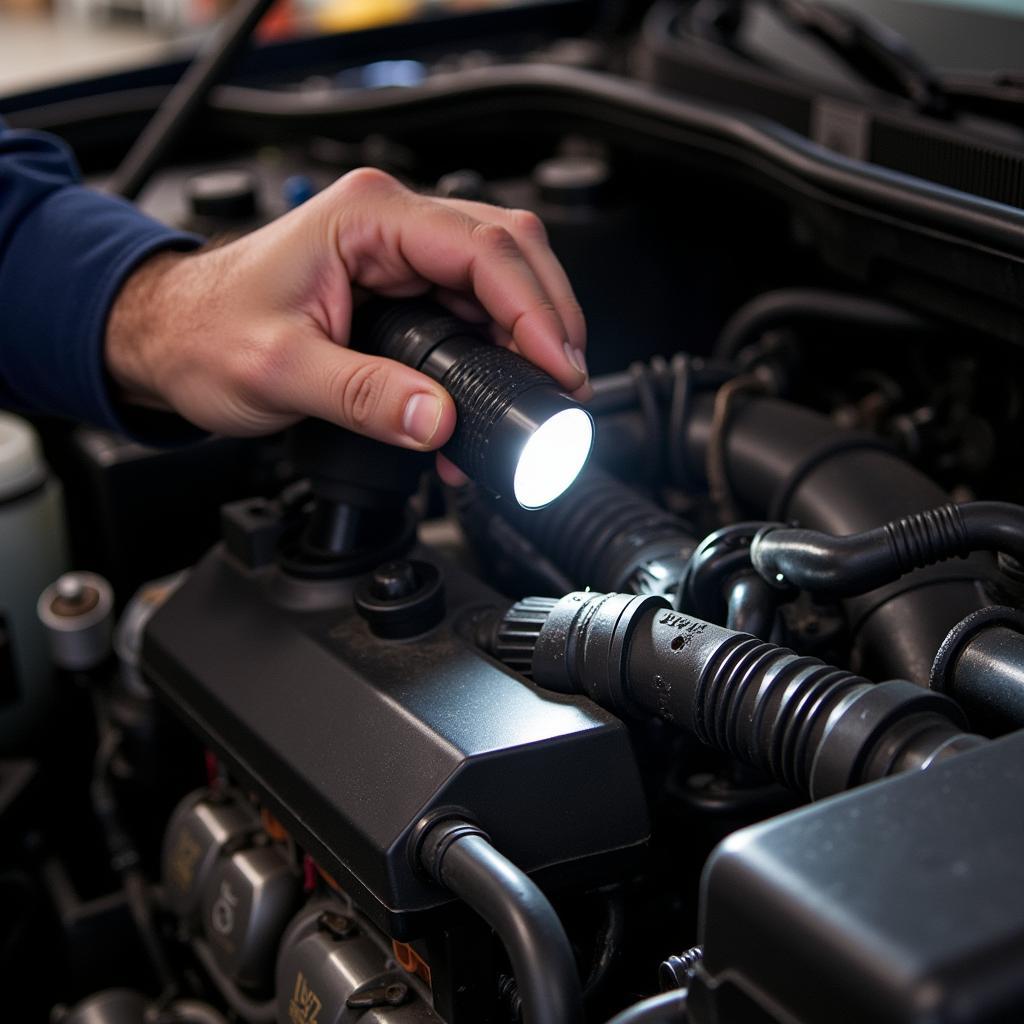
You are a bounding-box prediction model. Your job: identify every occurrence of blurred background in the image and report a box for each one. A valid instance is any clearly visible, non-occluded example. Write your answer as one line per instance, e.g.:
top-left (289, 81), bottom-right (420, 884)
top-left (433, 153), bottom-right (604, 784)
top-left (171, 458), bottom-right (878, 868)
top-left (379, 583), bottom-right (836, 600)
top-left (0, 0), bottom-right (531, 95)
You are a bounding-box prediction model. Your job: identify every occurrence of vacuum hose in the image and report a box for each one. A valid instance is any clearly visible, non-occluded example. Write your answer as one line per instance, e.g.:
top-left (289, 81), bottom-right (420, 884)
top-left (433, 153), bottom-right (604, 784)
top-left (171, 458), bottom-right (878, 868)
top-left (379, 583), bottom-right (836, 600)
top-left (751, 501), bottom-right (1024, 598)
top-left (417, 818), bottom-right (583, 1024)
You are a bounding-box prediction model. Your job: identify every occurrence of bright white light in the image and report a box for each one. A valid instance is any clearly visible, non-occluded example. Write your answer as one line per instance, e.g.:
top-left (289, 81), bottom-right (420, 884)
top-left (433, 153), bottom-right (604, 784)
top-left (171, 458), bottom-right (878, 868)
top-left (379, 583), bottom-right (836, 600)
top-left (513, 408), bottom-right (593, 509)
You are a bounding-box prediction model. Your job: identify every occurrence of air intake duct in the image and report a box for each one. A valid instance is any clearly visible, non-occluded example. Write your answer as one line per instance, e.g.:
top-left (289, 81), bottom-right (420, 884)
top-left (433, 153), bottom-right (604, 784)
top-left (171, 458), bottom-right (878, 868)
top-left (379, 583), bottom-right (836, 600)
top-left (488, 592), bottom-right (983, 800)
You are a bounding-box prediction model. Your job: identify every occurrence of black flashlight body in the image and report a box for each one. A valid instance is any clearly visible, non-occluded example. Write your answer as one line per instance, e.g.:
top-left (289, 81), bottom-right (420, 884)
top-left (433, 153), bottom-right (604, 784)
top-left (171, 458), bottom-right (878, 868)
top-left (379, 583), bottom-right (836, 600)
top-left (355, 300), bottom-right (592, 506)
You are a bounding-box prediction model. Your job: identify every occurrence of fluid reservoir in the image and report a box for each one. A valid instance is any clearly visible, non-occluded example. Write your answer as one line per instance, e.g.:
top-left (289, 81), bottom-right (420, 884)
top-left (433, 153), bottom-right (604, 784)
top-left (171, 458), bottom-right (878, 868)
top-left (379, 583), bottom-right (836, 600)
top-left (0, 413), bottom-right (69, 750)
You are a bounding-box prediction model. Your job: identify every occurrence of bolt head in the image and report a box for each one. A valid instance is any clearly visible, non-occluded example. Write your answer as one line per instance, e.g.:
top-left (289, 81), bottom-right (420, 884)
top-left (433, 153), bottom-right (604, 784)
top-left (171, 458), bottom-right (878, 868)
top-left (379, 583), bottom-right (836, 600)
top-left (371, 561), bottom-right (418, 600)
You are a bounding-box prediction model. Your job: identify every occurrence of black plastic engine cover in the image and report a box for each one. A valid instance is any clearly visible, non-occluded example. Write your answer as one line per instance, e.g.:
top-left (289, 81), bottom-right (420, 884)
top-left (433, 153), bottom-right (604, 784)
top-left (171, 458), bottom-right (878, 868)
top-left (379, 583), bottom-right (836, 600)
top-left (690, 731), bottom-right (1024, 1024)
top-left (142, 544), bottom-right (649, 937)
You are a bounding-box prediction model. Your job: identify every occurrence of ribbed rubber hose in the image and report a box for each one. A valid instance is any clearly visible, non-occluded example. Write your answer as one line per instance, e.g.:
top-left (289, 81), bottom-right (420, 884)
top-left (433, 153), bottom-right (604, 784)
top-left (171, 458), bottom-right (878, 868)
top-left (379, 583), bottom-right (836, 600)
top-left (751, 501), bottom-right (1024, 597)
top-left (476, 465), bottom-right (696, 594)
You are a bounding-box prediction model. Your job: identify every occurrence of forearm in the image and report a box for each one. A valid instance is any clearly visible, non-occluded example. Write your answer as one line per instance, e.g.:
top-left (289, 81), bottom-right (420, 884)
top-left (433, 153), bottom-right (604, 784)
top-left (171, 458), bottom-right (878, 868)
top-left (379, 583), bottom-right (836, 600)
top-left (0, 119), bottom-right (202, 437)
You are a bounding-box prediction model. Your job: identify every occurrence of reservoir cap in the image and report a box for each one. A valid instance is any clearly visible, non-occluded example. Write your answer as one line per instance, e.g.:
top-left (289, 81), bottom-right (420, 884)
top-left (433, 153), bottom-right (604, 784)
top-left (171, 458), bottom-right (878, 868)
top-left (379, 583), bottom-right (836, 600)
top-left (0, 414), bottom-right (47, 503)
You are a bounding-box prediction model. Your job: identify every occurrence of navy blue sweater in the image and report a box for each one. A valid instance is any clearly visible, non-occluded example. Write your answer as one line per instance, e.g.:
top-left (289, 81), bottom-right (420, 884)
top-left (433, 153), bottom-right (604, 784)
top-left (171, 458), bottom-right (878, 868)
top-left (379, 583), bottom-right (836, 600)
top-left (0, 119), bottom-right (201, 434)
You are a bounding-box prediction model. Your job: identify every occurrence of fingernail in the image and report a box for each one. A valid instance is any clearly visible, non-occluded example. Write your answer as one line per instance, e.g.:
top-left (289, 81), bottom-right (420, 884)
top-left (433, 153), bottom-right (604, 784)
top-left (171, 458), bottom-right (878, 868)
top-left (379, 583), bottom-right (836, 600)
top-left (403, 392), bottom-right (444, 445)
top-left (564, 340), bottom-right (588, 380)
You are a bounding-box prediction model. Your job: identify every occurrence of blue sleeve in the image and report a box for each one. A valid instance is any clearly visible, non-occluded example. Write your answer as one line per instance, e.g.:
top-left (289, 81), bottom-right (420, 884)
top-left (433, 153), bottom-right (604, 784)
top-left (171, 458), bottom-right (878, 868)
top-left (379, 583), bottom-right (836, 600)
top-left (0, 118), bottom-right (205, 438)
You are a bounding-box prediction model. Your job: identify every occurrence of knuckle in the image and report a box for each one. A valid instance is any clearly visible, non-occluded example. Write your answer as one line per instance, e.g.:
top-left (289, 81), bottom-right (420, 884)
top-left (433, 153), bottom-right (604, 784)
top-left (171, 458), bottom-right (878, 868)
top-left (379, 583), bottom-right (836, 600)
top-left (536, 297), bottom-right (560, 319)
top-left (331, 361), bottom-right (387, 429)
top-left (510, 208), bottom-right (548, 245)
top-left (564, 295), bottom-right (587, 329)
top-left (338, 166), bottom-right (400, 198)
top-left (471, 221), bottom-right (520, 260)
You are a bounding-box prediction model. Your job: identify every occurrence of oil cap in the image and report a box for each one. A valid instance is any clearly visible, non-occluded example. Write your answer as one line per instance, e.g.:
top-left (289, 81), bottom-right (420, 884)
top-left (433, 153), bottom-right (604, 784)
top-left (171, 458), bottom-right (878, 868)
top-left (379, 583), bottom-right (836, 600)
top-left (355, 559), bottom-right (444, 639)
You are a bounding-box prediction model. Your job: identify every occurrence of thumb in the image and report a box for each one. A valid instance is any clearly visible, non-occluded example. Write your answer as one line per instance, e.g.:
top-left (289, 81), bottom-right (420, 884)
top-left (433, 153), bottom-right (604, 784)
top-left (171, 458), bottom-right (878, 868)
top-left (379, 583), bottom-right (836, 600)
top-left (268, 334), bottom-right (456, 449)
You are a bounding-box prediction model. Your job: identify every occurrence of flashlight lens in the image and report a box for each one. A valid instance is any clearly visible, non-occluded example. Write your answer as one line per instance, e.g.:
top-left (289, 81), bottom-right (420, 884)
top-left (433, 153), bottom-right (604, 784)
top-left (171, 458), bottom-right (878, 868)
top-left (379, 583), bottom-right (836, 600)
top-left (512, 408), bottom-right (594, 510)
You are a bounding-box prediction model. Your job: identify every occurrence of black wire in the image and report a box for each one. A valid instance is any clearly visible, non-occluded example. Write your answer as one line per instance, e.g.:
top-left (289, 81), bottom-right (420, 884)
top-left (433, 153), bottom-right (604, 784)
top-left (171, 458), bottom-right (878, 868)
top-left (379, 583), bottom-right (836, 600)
top-left (705, 373), bottom-right (769, 523)
top-left (630, 359), bottom-right (665, 484)
top-left (667, 353), bottom-right (696, 491)
top-left (584, 888), bottom-right (627, 1006)
top-left (90, 690), bottom-right (178, 995)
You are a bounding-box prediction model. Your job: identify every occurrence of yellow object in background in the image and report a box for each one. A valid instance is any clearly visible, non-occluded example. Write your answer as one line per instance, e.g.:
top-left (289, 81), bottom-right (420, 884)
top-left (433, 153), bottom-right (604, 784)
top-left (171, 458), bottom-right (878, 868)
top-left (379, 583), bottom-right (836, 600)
top-left (314, 0), bottom-right (422, 33)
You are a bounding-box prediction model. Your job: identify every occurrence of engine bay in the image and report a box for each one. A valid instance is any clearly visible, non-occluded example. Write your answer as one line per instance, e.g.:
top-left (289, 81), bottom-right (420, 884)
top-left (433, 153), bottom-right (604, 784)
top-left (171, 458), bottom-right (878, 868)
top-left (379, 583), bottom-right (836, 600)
top-left (3, 4), bottom-right (1024, 1022)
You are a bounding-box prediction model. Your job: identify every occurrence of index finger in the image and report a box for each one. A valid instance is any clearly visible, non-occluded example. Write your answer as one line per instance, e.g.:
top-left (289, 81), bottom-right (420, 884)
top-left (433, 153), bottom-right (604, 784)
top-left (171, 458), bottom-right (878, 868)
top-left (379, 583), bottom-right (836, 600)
top-left (378, 193), bottom-right (587, 393)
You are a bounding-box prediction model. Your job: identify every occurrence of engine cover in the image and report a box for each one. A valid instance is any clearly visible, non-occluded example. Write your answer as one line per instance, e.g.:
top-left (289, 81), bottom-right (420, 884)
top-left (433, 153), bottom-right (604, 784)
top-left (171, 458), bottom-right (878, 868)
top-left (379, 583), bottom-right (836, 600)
top-left (142, 543), bottom-right (649, 936)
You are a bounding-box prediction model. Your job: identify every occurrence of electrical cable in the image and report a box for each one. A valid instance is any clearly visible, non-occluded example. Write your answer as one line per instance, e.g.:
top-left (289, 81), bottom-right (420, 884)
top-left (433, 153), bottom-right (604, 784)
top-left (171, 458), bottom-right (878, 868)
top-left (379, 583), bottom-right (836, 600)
top-left (705, 373), bottom-right (770, 523)
top-left (667, 354), bottom-right (697, 491)
top-left (584, 888), bottom-right (627, 1006)
top-left (90, 690), bottom-right (178, 995)
top-left (630, 359), bottom-right (666, 483)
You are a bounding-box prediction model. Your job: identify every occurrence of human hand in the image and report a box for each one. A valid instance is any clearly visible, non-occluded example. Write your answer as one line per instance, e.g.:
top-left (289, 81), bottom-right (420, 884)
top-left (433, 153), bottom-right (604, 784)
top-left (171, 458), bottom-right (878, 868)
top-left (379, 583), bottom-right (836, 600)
top-left (105, 168), bottom-right (589, 484)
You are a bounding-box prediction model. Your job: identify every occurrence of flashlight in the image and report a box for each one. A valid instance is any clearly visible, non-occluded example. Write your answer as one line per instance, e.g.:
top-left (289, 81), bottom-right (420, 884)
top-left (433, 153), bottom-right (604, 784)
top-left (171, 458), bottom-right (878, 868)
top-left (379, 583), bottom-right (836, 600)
top-left (356, 300), bottom-right (594, 509)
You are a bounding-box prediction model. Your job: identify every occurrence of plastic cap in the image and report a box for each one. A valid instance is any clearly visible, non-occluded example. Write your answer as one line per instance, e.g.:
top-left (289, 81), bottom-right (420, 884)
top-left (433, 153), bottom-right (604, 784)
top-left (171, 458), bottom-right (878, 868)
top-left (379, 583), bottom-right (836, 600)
top-left (0, 413), bottom-right (47, 503)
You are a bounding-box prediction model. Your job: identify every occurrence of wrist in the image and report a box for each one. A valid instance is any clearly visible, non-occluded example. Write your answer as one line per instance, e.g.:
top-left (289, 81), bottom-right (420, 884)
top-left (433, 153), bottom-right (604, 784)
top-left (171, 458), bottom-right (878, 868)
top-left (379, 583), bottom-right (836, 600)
top-left (105, 247), bottom-right (196, 410)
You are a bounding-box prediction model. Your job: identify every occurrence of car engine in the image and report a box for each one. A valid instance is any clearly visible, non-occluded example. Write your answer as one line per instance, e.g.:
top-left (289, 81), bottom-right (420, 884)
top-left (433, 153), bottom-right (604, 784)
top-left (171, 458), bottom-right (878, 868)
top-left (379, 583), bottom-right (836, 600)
top-left (2, 3), bottom-right (1024, 1022)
